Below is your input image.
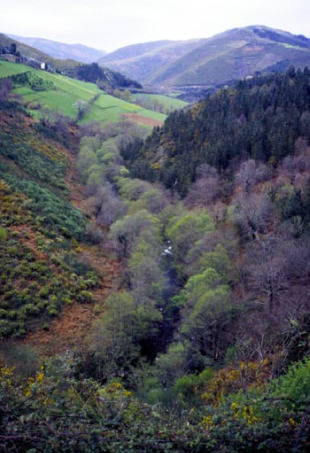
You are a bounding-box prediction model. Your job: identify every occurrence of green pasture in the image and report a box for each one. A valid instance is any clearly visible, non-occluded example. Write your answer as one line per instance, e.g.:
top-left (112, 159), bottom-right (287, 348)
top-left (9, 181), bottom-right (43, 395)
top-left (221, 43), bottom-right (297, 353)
top-left (132, 93), bottom-right (188, 110)
top-left (0, 60), bottom-right (30, 78)
top-left (0, 61), bottom-right (166, 126)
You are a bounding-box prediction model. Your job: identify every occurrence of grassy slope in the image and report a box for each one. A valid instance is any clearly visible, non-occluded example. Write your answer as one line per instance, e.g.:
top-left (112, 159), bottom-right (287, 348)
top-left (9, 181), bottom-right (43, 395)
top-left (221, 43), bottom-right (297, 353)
top-left (0, 59), bottom-right (31, 77)
top-left (132, 93), bottom-right (188, 111)
top-left (1, 61), bottom-right (167, 126)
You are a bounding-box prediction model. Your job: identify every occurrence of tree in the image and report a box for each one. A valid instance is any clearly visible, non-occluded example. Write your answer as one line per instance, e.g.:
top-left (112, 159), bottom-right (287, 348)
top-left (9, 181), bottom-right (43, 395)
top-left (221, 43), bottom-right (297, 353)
top-left (73, 99), bottom-right (89, 121)
top-left (117, 177), bottom-right (152, 201)
top-left (10, 43), bottom-right (17, 55)
top-left (235, 159), bottom-right (271, 194)
top-left (185, 164), bottom-right (221, 208)
top-left (128, 238), bottom-right (166, 304)
top-left (77, 146), bottom-right (99, 181)
top-left (233, 193), bottom-right (275, 240)
top-left (91, 184), bottom-right (127, 229)
top-left (174, 268), bottom-right (234, 361)
top-left (109, 210), bottom-right (160, 258)
top-left (87, 291), bottom-right (138, 379)
top-left (136, 188), bottom-right (168, 214)
top-left (245, 237), bottom-right (286, 313)
top-left (155, 342), bottom-right (191, 386)
top-left (166, 210), bottom-right (214, 278)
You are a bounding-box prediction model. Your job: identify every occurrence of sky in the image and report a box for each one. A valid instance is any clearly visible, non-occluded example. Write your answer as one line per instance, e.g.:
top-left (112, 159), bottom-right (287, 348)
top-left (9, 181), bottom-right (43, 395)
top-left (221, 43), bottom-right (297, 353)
top-left (1, 0), bottom-right (310, 52)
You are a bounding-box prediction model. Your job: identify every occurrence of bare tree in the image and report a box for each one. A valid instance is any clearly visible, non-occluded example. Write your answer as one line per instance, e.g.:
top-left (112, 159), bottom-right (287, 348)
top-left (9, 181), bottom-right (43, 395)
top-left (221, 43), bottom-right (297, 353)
top-left (233, 193), bottom-right (275, 240)
top-left (235, 159), bottom-right (271, 194)
top-left (185, 164), bottom-right (221, 207)
top-left (73, 99), bottom-right (89, 121)
top-left (86, 184), bottom-right (127, 229)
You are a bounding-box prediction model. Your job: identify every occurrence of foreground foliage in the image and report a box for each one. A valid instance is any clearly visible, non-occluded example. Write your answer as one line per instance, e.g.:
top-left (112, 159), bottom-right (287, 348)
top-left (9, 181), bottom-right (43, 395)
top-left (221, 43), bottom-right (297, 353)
top-left (1, 355), bottom-right (310, 452)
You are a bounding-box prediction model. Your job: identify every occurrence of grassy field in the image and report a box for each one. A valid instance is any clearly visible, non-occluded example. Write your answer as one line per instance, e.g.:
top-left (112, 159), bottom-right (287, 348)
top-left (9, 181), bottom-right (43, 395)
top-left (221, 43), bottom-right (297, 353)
top-left (132, 93), bottom-right (188, 112)
top-left (0, 61), bottom-right (167, 127)
top-left (0, 60), bottom-right (30, 77)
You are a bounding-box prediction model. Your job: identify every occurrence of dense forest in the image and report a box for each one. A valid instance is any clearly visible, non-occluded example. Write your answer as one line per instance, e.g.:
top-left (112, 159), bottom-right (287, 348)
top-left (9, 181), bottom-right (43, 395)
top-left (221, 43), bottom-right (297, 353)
top-left (1, 66), bottom-right (310, 451)
top-left (124, 67), bottom-right (310, 196)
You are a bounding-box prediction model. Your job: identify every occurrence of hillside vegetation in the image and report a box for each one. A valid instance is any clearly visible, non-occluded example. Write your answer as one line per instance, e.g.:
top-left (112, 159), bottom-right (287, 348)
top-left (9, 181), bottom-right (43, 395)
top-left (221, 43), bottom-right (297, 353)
top-left (1, 64), bottom-right (310, 451)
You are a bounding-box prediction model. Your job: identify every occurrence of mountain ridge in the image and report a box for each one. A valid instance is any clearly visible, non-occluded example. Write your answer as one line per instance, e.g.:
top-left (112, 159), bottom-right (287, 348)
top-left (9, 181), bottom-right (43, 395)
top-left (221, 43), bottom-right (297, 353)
top-left (99, 25), bottom-right (310, 96)
top-left (8, 34), bottom-right (107, 63)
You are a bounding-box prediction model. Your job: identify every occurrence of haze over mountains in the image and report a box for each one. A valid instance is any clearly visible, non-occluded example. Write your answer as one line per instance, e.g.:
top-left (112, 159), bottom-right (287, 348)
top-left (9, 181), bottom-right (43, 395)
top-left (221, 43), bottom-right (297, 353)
top-left (9, 34), bottom-right (107, 63)
top-left (99, 26), bottom-right (310, 91)
top-left (3, 25), bottom-right (310, 98)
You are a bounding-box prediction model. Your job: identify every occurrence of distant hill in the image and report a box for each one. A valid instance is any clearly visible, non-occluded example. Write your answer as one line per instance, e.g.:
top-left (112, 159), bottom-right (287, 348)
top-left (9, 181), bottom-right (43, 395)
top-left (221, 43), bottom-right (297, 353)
top-left (0, 35), bottom-right (142, 93)
top-left (100, 26), bottom-right (310, 97)
top-left (9, 35), bottom-right (107, 63)
top-left (1, 33), bottom-right (54, 62)
top-left (0, 33), bottom-right (80, 73)
top-left (98, 39), bottom-right (207, 85)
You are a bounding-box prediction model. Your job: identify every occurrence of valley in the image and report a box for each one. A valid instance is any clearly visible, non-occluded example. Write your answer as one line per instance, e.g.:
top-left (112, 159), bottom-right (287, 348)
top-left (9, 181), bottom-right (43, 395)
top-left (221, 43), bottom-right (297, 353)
top-left (1, 28), bottom-right (310, 452)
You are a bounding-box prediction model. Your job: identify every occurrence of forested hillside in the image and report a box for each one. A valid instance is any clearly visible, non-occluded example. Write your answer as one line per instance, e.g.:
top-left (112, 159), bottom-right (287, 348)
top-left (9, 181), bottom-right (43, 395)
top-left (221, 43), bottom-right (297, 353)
top-left (1, 65), bottom-right (310, 452)
top-left (125, 67), bottom-right (310, 195)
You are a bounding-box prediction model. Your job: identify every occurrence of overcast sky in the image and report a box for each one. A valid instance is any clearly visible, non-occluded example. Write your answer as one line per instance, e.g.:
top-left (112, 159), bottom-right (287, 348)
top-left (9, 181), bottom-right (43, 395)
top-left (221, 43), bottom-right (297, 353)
top-left (1, 0), bottom-right (309, 52)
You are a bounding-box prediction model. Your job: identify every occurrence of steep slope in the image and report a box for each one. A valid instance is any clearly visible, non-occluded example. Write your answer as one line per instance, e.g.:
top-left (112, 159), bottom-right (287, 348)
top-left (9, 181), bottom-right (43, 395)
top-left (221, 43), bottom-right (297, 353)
top-left (9, 35), bottom-right (107, 63)
top-left (101, 26), bottom-right (310, 94)
top-left (0, 99), bottom-right (121, 347)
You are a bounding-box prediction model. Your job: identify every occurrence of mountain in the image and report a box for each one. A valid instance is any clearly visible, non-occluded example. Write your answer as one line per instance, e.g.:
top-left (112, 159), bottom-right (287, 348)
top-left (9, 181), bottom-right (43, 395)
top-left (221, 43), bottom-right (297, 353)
top-left (98, 38), bottom-right (207, 85)
top-left (9, 34), bottom-right (107, 63)
top-left (100, 26), bottom-right (310, 96)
